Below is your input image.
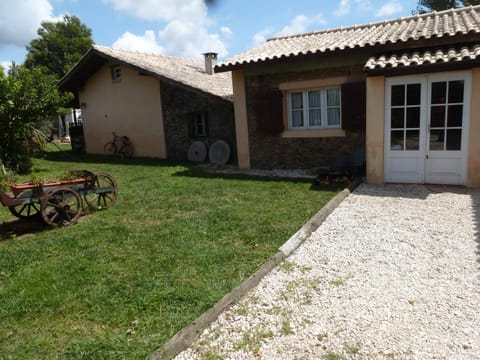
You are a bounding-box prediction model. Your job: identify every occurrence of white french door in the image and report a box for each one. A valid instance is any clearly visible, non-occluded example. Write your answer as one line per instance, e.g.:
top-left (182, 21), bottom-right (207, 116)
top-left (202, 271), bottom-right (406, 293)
top-left (385, 71), bottom-right (471, 185)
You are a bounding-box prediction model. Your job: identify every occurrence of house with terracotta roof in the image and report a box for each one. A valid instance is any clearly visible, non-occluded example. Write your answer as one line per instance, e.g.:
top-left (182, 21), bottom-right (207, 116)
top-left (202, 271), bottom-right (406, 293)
top-left (216, 6), bottom-right (480, 187)
top-left (59, 45), bottom-right (236, 162)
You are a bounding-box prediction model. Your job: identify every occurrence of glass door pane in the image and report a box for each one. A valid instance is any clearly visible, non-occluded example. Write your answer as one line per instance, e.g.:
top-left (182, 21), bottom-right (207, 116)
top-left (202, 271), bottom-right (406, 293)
top-left (429, 80), bottom-right (464, 151)
top-left (390, 84), bottom-right (421, 151)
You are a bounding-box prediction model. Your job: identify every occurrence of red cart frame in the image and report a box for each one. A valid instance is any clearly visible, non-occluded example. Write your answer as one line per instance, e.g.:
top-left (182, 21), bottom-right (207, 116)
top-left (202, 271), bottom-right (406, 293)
top-left (0, 170), bottom-right (117, 227)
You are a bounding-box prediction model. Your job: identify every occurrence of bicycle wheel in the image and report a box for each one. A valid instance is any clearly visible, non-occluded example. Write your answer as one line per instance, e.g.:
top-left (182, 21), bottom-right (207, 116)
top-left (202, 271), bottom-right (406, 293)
top-left (104, 142), bottom-right (116, 155)
top-left (120, 142), bottom-right (134, 158)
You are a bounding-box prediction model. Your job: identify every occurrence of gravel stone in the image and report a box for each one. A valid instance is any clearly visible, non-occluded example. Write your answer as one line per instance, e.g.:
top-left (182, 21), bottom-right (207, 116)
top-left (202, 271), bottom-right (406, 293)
top-left (175, 184), bottom-right (480, 360)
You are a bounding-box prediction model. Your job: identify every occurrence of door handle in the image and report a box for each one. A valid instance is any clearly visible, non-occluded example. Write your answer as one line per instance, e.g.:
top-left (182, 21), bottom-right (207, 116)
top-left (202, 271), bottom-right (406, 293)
top-left (426, 154), bottom-right (429, 159)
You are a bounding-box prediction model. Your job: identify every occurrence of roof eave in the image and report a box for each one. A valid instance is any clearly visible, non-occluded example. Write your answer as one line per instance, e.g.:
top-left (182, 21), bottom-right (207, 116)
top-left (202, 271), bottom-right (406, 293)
top-left (215, 33), bottom-right (480, 72)
top-left (365, 60), bottom-right (480, 77)
top-left (59, 47), bottom-right (233, 104)
top-left (57, 49), bottom-right (103, 108)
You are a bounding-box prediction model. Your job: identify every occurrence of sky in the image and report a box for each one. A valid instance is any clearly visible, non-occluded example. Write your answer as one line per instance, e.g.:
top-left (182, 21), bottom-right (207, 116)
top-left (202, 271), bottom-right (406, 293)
top-left (0, 0), bottom-right (421, 71)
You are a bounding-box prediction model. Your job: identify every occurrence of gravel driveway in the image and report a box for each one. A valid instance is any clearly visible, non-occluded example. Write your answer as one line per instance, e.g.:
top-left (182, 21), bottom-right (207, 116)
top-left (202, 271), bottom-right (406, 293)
top-left (176, 184), bottom-right (480, 360)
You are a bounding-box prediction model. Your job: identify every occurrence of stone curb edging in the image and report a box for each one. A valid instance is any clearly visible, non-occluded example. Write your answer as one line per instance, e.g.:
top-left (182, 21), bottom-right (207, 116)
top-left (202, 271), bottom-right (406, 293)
top-left (148, 178), bottom-right (363, 360)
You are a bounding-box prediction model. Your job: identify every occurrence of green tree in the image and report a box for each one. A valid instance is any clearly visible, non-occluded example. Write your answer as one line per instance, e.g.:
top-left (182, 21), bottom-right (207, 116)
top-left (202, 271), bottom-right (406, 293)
top-left (23, 14), bottom-right (91, 160)
top-left (416, 0), bottom-right (459, 13)
top-left (462, 0), bottom-right (480, 5)
top-left (0, 65), bottom-right (63, 173)
top-left (25, 14), bottom-right (93, 79)
top-left (415, 0), bottom-right (480, 13)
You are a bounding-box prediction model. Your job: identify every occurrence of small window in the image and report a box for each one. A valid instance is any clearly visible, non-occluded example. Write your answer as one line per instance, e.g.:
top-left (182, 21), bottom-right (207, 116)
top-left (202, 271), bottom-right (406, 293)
top-left (111, 65), bottom-right (122, 82)
top-left (288, 87), bottom-right (341, 130)
top-left (188, 112), bottom-right (208, 137)
top-left (194, 113), bottom-right (207, 137)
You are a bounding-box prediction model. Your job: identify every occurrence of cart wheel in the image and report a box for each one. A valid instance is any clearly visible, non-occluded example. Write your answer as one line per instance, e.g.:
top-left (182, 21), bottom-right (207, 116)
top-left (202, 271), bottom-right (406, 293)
top-left (41, 187), bottom-right (83, 227)
top-left (9, 202), bottom-right (41, 219)
top-left (84, 172), bottom-right (118, 210)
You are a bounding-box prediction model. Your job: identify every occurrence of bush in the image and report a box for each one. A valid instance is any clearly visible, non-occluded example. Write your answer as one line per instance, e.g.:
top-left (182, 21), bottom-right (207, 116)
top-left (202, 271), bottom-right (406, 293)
top-left (0, 64), bottom-right (62, 173)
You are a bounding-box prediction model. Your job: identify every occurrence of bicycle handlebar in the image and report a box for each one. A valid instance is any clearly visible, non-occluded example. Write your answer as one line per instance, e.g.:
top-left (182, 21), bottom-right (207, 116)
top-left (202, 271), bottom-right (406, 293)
top-left (112, 132), bottom-right (130, 141)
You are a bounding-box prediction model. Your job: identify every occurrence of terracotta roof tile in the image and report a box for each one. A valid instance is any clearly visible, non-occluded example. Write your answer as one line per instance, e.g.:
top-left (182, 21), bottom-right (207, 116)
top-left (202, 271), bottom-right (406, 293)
top-left (217, 6), bottom-right (480, 71)
top-left (93, 45), bottom-right (232, 100)
top-left (364, 45), bottom-right (480, 70)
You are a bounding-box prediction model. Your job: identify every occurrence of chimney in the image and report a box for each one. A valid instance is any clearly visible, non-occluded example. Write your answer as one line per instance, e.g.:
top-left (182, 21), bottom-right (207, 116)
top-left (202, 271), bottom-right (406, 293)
top-left (203, 52), bottom-right (218, 75)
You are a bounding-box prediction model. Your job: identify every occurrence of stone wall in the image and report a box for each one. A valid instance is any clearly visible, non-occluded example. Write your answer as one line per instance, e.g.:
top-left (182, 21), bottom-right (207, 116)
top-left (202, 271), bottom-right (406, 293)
top-left (161, 82), bottom-right (236, 163)
top-left (244, 62), bottom-right (366, 171)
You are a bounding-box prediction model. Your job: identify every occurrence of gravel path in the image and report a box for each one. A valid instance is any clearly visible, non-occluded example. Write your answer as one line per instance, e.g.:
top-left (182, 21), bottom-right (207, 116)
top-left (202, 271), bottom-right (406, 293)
top-left (175, 184), bottom-right (480, 360)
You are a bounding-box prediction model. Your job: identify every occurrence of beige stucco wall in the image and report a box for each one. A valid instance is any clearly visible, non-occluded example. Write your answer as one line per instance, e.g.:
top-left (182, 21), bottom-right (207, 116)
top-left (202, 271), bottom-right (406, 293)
top-left (232, 70), bottom-right (250, 169)
top-left (366, 76), bottom-right (385, 184)
top-left (467, 68), bottom-right (480, 187)
top-left (79, 63), bottom-right (166, 158)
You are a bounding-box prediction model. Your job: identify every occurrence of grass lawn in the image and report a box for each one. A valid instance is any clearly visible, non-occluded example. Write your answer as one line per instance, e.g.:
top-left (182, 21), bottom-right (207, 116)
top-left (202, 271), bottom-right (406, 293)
top-left (0, 149), bottom-right (342, 359)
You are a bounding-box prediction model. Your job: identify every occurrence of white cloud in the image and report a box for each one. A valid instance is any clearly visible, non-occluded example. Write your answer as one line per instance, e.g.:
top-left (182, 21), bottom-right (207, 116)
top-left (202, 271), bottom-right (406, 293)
top-left (107, 0), bottom-right (231, 58)
top-left (103, 0), bottom-right (206, 22)
top-left (251, 14), bottom-right (326, 46)
top-left (276, 14), bottom-right (326, 37)
top-left (334, 0), bottom-right (351, 16)
top-left (157, 19), bottom-right (229, 58)
top-left (252, 28), bottom-right (274, 46)
top-left (334, 0), bottom-right (374, 16)
top-left (355, 0), bottom-right (374, 12)
top-left (112, 30), bottom-right (164, 53)
top-left (220, 26), bottom-right (233, 39)
top-left (375, 1), bottom-right (403, 17)
top-left (0, 0), bottom-right (57, 48)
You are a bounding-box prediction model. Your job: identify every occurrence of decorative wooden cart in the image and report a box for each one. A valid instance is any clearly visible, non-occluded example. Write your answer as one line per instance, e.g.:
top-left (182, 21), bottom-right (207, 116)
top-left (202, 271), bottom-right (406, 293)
top-left (0, 170), bottom-right (117, 227)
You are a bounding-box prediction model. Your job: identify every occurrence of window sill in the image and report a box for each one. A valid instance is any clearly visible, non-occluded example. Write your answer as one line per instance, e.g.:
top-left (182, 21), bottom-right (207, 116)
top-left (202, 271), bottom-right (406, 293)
top-left (281, 128), bottom-right (346, 138)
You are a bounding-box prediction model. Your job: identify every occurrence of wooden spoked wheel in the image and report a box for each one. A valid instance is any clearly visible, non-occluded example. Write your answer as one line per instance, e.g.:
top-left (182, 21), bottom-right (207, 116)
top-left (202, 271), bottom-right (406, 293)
top-left (9, 202), bottom-right (41, 219)
top-left (84, 172), bottom-right (118, 210)
top-left (41, 187), bottom-right (83, 227)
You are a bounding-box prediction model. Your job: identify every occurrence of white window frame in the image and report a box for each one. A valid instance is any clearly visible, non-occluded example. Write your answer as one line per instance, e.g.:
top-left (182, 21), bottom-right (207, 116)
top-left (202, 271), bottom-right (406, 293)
top-left (287, 87), bottom-right (341, 130)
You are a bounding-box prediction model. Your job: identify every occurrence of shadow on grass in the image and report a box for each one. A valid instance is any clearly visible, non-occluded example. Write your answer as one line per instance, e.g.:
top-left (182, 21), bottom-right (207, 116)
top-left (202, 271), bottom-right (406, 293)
top-left (41, 150), bottom-right (183, 168)
top-left (174, 167), bottom-right (347, 193)
top-left (0, 217), bottom-right (47, 240)
top-left (43, 150), bottom-right (347, 191)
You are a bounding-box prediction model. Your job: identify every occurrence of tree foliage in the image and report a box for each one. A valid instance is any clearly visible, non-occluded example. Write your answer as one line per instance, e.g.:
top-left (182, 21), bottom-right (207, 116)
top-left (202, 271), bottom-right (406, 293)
top-left (0, 65), bottom-right (65, 173)
top-left (0, 15), bottom-right (90, 173)
top-left (415, 0), bottom-right (480, 13)
top-left (416, 0), bottom-right (459, 13)
top-left (25, 14), bottom-right (93, 80)
top-left (462, 0), bottom-right (480, 5)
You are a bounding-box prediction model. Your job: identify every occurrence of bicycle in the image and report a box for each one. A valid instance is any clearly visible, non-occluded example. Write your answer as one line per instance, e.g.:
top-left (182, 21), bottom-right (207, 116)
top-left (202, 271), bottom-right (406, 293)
top-left (104, 132), bottom-right (134, 158)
